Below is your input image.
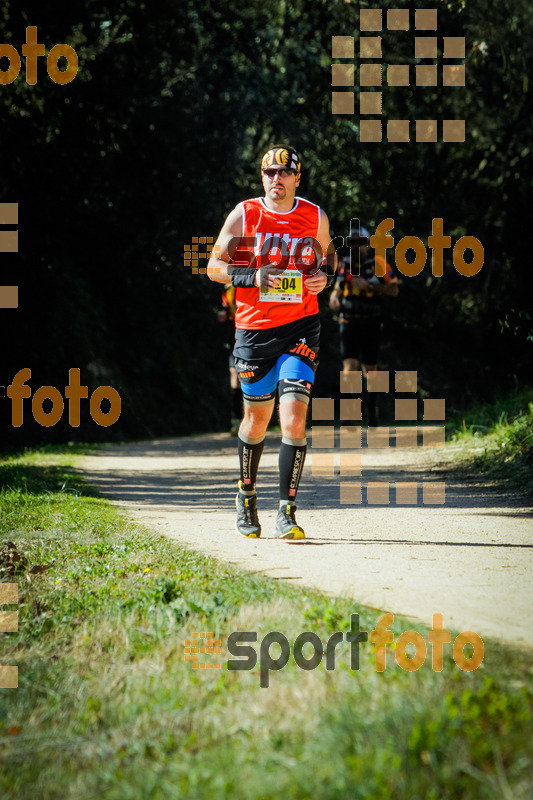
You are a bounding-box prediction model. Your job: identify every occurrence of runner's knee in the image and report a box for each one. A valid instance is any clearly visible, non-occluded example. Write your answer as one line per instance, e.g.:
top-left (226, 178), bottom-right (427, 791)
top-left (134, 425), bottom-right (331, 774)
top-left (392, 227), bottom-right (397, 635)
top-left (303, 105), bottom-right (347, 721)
top-left (279, 395), bottom-right (308, 440)
top-left (240, 401), bottom-right (274, 439)
top-left (343, 359), bottom-right (359, 372)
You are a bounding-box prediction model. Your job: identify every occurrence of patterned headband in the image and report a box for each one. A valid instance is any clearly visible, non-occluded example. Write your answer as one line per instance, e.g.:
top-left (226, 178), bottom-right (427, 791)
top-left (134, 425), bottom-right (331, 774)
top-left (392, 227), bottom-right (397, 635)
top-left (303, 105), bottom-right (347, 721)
top-left (261, 147), bottom-right (301, 181)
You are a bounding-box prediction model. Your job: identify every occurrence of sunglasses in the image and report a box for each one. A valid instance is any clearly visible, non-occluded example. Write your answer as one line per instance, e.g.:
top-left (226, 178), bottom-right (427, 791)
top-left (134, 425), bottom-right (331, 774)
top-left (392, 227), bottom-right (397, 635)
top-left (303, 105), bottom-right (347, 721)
top-left (262, 168), bottom-right (297, 178)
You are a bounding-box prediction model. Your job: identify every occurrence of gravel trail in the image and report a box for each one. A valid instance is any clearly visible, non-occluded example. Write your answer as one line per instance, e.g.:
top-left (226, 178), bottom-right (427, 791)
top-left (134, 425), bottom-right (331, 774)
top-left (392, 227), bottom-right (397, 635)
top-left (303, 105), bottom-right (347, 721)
top-left (79, 432), bottom-right (533, 649)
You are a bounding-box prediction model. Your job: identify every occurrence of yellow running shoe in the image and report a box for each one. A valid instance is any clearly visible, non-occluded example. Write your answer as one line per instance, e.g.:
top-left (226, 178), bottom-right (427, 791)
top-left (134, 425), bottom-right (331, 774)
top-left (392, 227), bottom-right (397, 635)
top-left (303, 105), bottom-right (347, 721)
top-left (274, 503), bottom-right (305, 540)
top-left (235, 483), bottom-right (261, 538)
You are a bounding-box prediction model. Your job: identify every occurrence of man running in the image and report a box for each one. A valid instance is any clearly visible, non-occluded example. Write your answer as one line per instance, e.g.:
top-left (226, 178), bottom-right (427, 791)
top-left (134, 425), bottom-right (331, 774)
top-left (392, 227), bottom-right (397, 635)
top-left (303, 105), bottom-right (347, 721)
top-left (207, 144), bottom-right (336, 539)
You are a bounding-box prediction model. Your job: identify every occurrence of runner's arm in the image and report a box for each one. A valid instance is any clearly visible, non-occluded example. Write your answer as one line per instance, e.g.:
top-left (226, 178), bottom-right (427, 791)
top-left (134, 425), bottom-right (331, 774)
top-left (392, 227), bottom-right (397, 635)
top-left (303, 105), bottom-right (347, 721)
top-left (372, 256), bottom-right (399, 296)
top-left (207, 206), bottom-right (246, 285)
top-left (306, 210), bottom-right (338, 295)
top-left (207, 206), bottom-right (281, 290)
top-left (329, 285), bottom-right (342, 310)
top-left (329, 266), bottom-right (343, 310)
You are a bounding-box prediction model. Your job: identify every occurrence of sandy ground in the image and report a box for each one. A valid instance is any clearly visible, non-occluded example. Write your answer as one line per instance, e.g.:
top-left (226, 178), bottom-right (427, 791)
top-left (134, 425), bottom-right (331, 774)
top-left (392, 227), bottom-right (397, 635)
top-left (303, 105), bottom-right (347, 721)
top-left (79, 431), bottom-right (533, 650)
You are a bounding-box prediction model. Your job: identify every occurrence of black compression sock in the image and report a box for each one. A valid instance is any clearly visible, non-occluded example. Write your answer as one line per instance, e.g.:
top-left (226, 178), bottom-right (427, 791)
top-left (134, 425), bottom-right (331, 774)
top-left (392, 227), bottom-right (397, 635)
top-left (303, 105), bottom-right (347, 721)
top-left (279, 438), bottom-right (307, 503)
top-left (238, 434), bottom-right (265, 493)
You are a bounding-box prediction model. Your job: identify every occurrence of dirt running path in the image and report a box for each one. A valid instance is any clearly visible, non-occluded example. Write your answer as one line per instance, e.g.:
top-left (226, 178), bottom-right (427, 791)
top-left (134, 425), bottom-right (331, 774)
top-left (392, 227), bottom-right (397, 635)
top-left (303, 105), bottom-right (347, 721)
top-left (79, 433), bottom-right (533, 649)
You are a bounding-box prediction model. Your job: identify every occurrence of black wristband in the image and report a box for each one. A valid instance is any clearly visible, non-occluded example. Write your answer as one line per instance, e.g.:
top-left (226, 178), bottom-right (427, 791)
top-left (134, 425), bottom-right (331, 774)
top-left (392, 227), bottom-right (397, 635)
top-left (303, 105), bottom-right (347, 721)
top-left (231, 268), bottom-right (256, 288)
top-left (319, 260), bottom-right (336, 288)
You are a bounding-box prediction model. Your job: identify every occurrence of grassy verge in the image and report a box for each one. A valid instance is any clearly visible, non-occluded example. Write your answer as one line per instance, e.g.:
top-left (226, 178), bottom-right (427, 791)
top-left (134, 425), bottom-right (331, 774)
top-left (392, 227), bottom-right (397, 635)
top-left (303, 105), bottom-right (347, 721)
top-left (1, 447), bottom-right (532, 799)
top-left (446, 386), bottom-right (533, 495)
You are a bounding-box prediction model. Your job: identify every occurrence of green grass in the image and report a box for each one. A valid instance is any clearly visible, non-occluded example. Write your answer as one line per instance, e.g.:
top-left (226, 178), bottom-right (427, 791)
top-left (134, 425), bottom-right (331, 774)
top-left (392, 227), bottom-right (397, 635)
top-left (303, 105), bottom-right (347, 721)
top-left (447, 386), bottom-right (533, 494)
top-left (1, 447), bottom-right (532, 799)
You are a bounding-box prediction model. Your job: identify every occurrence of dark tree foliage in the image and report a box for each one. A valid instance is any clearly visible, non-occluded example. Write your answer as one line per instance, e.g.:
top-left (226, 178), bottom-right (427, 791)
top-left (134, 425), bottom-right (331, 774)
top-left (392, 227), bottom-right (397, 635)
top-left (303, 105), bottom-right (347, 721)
top-left (0, 0), bottom-right (531, 448)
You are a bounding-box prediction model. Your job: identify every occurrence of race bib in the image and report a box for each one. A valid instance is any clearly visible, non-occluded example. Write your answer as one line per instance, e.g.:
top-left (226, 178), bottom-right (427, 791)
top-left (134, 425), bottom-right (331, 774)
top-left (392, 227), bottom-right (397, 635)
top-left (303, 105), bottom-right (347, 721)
top-left (259, 270), bottom-right (303, 303)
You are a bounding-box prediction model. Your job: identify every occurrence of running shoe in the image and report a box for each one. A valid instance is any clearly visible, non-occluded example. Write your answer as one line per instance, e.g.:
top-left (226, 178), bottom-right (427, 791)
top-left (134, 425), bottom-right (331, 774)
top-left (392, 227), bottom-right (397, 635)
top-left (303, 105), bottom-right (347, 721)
top-left (274, 503), bottom-right (305, 540)
top-left (235, 484), bottom-right (261, 538)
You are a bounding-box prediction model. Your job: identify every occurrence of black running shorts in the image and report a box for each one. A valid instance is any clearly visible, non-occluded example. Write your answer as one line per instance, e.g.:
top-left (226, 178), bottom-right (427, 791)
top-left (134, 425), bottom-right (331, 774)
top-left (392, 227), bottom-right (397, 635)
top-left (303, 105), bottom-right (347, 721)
top-left (234, 314), bottom-right (320, 401)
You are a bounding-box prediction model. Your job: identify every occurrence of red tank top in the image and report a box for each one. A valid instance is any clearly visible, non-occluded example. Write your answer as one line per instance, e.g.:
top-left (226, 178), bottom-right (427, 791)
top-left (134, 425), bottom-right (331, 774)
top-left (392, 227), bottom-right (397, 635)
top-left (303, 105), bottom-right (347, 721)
top-left (232, 197), bottom-right (321, 330)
